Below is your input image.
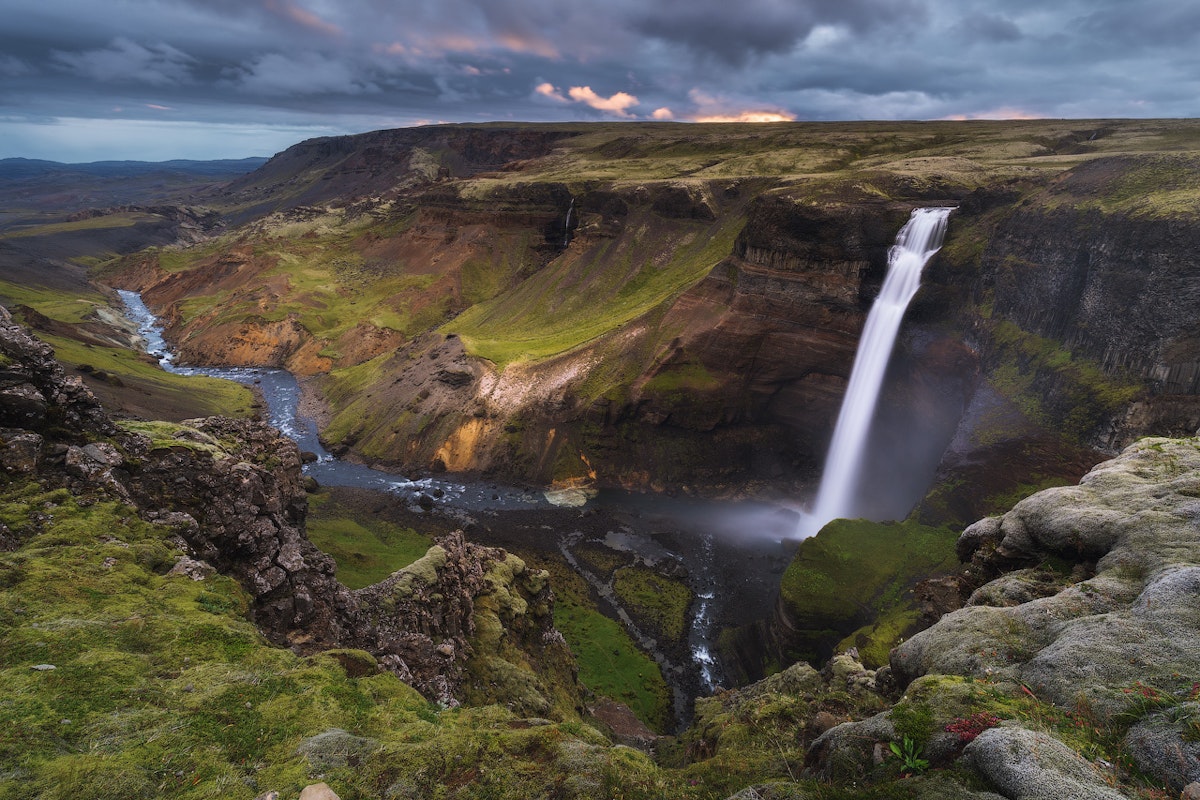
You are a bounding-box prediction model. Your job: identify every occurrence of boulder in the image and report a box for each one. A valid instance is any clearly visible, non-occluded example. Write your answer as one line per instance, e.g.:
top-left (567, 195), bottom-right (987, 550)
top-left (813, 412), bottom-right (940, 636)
top-left (963, 726), bottom-right (1127, 800)
top-left (0, 428), bottom-right (42, 473)
top-left (298, 784), bottom-right (340, 800)
top-left (893, 438), bottom-right (1200, 718)
top-left (1122, 708), bottom-right (1200, 793)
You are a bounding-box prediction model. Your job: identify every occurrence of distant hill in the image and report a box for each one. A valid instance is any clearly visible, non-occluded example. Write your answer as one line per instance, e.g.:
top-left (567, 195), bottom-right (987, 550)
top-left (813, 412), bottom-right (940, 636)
top-left (0, 156), bottom-right (269, 230)
top-left (0, 156), bottom-right (269, 180)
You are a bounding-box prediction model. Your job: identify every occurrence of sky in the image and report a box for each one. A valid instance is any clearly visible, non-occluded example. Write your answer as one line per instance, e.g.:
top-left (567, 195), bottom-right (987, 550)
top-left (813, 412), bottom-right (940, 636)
top-left (2, 0), bottom-right (1198, 162)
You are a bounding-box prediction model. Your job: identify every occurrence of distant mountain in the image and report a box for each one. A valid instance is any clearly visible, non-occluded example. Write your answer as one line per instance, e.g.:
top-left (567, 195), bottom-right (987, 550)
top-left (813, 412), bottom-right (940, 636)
top-left (0, 156), bottom-right (270, 226)
top-left (0, 156), bottom-right (269, 180)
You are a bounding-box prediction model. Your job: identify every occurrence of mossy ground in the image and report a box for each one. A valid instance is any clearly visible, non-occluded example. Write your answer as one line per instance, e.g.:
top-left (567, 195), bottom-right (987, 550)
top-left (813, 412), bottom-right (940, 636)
top-left (612, 564), bottom-right (693, 644)
top-left (525, 555), bottom-right (673, 732)
top-left (779, 519), bottom-right (959, 668)
top-left (0, 481), bottom-right (683, 800)
top-left (305, 492), bottom-right (432, 589)
top-left (0, 281), bottom-right (255, 420)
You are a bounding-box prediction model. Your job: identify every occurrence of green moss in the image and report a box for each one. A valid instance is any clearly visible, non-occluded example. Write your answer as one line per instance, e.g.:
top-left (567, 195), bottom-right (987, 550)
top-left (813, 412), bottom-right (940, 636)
top-left (612, 565), bottom-right (693, 644)
top-left (643, 361), bottom-right (721, 395)
top-left (306, 493), bottom-right (433, 589)
top-left (778, 519), bottom-right (959, 666)
top-left (0, 479), bottom-right (705, 799)
top-left (445, 211), bottom-right (744, 367)
top-left (837, 602), bottom-right (922, 670)
top-left (533, 557), bottom-right (671, 731)
top-left (987, 319), bottom-right (1142, 442)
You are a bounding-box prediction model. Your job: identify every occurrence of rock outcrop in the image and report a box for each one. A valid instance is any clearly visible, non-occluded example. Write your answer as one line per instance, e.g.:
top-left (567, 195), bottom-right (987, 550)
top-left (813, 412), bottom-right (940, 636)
top-left (0, 305), bottom-right (578, 712)
top-left (803, 436), bottom-right (1200, 796)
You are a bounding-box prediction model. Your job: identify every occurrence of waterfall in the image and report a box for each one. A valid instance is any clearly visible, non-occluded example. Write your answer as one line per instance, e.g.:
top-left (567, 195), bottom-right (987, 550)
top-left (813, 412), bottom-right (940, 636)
top-left (562, 197), bottom-right (574, 247)
top-left (803, 206), bottom-right (954, 537)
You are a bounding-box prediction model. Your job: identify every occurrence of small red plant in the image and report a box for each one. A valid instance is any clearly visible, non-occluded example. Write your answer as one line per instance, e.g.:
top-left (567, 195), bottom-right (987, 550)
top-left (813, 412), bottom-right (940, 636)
top-left (944, 712), bottom-right (1001, 743)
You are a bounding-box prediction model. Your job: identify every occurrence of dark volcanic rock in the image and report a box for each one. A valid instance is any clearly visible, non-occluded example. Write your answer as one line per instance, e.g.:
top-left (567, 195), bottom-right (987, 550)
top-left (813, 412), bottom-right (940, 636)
top-left (0, 305), bottom-right (115, 440)
top-left (0, 306), bottom-right (578, 710)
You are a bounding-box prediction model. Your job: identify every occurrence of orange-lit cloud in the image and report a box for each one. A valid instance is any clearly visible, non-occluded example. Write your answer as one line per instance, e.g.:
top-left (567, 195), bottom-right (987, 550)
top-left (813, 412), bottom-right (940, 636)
top-left (568, 86), bottom-right (639, 117)
top-left (693, 111), bottom-right (795, 123)
top-left (145, 103), bottom-right (173, 110)
top-left (535, 82), bottom-right (640, 118)
top-left (264, 0), bottom-right (343, 38)
top-left (496, 32), bottom-right (559, 59)
top-left (651, 107), bottom-right (675, 120)
top-left (685, 88), bottom-right (794, 123)
top-left (534, 82), bottom-right (569, 102)
top-left (942, 107), bottom-right (1043, 120)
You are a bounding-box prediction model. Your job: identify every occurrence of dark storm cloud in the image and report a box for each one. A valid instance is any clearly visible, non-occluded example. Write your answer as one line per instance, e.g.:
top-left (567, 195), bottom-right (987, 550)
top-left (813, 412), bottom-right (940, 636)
top-left (955, 13), bottom-right (1022, 43)
top-left (631, 0), bottom-right (927, 65)
top-left (1077, 2), bottom-right (1200, 47)
top-left (0, 0), bottom-right (1198, 160)
top-left (52, 38), bottom-right (197, 86)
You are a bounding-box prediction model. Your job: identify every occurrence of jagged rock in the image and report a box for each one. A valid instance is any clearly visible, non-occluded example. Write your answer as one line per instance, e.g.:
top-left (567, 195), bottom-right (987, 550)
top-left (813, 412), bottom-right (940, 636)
top-left (963, 726), bottom-right (1128, 800)
top-left (118, 416), bottom-right (353, 649)
top-left (0, 309), bottom-right (581, 714)
top-left (167, 555), bottom-right (216, 581)
top-left (0, 305), bottom-right (114, 439)
top-left (1183, 782), bottom-right (1200, 800)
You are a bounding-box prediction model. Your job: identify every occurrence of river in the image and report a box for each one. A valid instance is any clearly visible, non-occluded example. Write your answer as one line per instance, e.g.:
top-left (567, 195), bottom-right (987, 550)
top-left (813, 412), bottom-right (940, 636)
top-left (118, 290), bottom-right (799, 723)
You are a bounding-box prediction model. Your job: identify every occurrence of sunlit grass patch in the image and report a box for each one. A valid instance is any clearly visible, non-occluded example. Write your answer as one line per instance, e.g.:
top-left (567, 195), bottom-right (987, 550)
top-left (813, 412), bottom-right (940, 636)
top-left (306, 493), bottom-right (432, 589)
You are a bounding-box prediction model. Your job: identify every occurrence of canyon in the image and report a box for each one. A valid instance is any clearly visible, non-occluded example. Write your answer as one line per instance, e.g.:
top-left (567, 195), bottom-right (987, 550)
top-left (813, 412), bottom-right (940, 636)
top-left (3, 119), bottom-right (1200, 798)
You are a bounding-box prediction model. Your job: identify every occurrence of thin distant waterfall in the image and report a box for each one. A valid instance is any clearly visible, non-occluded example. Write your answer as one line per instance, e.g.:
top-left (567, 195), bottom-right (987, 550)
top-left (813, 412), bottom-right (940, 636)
top-left (803, 206), bottom-right (954, 536)
top-left (562, 197), bottom-right (574, 247)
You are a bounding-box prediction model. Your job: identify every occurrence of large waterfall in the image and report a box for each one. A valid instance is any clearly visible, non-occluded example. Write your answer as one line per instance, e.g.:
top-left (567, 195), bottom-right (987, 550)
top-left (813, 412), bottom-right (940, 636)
top-left (803, 206), bottom-right (954, 536)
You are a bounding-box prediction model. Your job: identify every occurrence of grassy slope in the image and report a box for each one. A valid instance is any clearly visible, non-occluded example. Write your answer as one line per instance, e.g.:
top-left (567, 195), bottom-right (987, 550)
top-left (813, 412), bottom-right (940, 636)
top-left (0, 279), bottom-right (254, 420)
top-left (445, 210), bottom-right (744, 367)
top-left (0, 482), bottom-right (674, 800)
top-left (305, 492), bottom-right (432, 589)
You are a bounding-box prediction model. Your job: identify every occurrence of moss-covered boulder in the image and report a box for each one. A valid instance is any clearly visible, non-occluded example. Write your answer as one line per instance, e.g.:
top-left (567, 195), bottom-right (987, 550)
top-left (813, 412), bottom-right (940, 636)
top-left (774, 518), bottom-right (959, 668)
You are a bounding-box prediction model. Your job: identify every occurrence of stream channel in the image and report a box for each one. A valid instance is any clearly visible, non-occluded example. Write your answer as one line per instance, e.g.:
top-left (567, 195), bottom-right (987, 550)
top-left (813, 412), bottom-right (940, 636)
top-left (119, 290), bottom-right (799, 728)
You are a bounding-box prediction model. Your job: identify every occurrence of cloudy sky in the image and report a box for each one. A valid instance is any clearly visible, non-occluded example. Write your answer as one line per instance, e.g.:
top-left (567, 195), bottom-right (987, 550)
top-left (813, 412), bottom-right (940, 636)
top-left (2, 0), bottom-right (1198, 162)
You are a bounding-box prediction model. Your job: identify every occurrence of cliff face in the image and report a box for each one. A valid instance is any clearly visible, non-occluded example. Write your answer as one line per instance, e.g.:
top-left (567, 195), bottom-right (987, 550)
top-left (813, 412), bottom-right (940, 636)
top-left (974, 156), bottom-right (1200, 449)
top-left (96, 123), bottom-right (1200, 518)
top-left (0, 305), bottom-right (578, 713)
